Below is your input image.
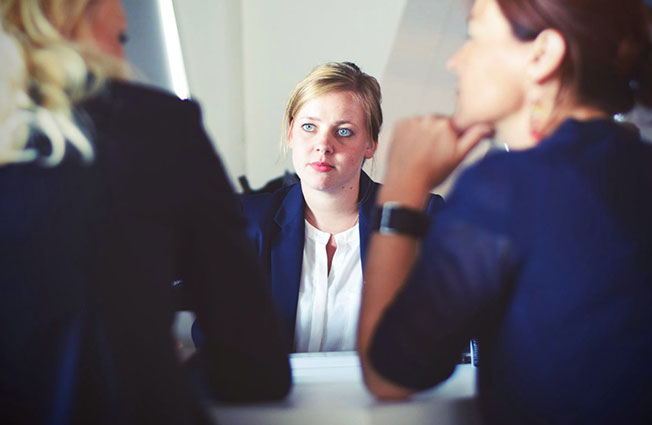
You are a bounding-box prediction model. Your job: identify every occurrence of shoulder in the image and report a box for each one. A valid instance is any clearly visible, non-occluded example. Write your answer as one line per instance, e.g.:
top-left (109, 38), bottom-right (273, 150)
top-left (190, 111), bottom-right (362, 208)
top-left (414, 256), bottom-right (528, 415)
top-left (80, 79), bottom-right (212, 159)
top-left (439, 149), bottom-right (526, 231)
top-left (359, 172), bottom-right (445, 216)
top-left (80, 80), bottom-right (233, 196)
top-left (454, 149), bottom-right (518, 194)
top-left (81, 80), bottom-right (202, 134)
top-left (240, 183), bottom-right (299, 225)
top-left (104, 80), bottom-right (197, 113)
top-left (359, 171), bottom-right (381, 205)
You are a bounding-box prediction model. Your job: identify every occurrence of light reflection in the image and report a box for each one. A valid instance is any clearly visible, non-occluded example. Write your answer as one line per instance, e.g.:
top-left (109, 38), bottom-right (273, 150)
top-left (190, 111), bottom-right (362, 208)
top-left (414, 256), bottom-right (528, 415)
top-left (157, 0), bottom-right (190, 99)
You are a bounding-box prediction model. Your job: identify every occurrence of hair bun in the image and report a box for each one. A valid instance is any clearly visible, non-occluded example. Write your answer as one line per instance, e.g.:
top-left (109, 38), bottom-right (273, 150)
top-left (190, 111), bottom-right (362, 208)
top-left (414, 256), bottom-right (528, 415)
top-left (343, 62), bottom-right (361, 73)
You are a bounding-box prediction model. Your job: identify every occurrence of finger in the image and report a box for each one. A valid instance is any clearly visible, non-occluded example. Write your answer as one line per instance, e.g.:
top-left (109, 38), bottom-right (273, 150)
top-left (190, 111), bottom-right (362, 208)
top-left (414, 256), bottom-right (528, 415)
top-left (428, 113), bottom-right (450, 122)
top-left (457, 123), bottom-right (492, 158)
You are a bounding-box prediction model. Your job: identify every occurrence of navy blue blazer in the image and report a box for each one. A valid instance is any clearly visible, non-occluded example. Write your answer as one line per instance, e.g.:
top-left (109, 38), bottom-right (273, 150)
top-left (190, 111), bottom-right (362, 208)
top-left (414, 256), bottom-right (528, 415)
top-left (0, 81), bottom-right (290, 425)
top-left (369, 119), bottom-right (652, 425)
top-left (241, 172), bottom-right (445, 349)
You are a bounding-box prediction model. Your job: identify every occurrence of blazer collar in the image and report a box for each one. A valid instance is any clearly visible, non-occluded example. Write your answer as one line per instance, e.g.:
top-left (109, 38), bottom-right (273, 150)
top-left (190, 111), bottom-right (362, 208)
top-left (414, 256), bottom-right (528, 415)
top-left (274, 171), bottom-right (375, 228)
top-left (274, 183), bottom-right (305, 228)
top-left (269, 172), bottom-right (378, 348)
top-left (358, 171), bottom-right (379, 269)
top-left (270, 183), bottom-right (305, 348)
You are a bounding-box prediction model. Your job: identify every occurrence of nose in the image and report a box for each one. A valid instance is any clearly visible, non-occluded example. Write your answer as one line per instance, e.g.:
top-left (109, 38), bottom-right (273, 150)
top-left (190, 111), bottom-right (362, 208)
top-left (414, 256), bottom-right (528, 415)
top-left (446, 44), bottom-right (464, 73)
top-left (314, 131), bottom-right (334, 154)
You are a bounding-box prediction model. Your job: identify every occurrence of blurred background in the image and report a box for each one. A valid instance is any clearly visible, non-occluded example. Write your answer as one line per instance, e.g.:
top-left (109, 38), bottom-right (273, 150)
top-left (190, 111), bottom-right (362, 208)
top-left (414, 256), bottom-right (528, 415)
top-left (123, 0), bottom-right (470, 195)
top-left (125, 0), bottom-right (652, 196)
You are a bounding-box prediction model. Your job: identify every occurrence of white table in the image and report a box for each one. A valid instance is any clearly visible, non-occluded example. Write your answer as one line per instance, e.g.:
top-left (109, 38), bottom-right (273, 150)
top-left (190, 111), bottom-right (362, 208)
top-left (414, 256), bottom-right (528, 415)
top-left (209, 352), bottom-right (483, 425)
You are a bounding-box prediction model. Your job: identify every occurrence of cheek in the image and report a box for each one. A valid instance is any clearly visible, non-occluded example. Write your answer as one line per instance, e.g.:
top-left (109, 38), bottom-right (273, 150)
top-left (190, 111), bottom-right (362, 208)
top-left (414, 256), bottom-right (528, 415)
top-left (344, 143), bottom-right (372, 167)
top-left (290, 144), bottom-right (301, 165)
top-left (290, 140), bottom-right (309, 170)
top-left (457, 45), bottom-right (527, 124)
top-left (91, 22), bottom-right (124, 57)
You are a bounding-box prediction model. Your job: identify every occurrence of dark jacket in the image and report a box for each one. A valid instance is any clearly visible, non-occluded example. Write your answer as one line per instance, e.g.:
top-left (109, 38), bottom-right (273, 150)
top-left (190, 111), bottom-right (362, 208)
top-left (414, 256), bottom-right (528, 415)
top-left (370, 119), bottom-right (652, 425)
top-left (241, 172), bottom-right (445, 348)
top-left (0, 81), bottom-right (290, 425)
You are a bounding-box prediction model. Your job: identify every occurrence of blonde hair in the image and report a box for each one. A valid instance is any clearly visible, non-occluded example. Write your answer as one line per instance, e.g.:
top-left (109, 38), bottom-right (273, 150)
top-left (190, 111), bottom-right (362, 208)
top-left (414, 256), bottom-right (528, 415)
top-left (0, 0), bottom-right (126, 167)
top-left (281, 62), bottom-right (382, 155)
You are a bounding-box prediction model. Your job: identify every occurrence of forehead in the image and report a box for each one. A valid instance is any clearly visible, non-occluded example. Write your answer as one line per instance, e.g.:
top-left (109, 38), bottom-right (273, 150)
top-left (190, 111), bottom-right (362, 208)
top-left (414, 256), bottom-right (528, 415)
top-left (470, 0), bottom-right (487, 18)
top-left (468, 0), bottom-right (514, 36)
top-left (295, 90), bottom-right (365, 121)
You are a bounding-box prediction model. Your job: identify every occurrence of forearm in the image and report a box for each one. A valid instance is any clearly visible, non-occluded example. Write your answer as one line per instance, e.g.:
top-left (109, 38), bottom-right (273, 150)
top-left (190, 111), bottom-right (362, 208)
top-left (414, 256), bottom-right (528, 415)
top-left (358, 116), bottom-right (489, 398)
top-left (357, 182), bottom-right (431, 399)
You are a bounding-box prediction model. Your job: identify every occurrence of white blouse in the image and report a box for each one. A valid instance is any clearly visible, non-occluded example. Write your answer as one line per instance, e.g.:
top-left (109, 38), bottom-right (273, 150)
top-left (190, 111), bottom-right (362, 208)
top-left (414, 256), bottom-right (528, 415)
top-left (293, 220), bottom-right (363, 352)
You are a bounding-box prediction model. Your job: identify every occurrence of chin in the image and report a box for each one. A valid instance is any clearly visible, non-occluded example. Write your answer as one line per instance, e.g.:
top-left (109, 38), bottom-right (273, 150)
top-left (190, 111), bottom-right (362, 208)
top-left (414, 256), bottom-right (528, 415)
top-left (451, 112), bottom-right (474, 133)
top-left (452, 109), bottom-right (496, 135)
top-left (300, 174), bottom-right (331, 192)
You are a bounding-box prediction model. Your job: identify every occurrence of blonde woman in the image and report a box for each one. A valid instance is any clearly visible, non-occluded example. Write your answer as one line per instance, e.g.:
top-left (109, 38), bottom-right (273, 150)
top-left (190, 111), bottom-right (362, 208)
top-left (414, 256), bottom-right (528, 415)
top-left (240, 62), bottom-right (444, 352)
top-left (0, 1), bottom-right (290, 424)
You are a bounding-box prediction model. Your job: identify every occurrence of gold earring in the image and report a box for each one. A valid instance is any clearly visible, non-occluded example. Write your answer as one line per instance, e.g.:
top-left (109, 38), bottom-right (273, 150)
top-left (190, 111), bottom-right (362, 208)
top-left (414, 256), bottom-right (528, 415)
top-left (529, 100), bottom-right (544, 142)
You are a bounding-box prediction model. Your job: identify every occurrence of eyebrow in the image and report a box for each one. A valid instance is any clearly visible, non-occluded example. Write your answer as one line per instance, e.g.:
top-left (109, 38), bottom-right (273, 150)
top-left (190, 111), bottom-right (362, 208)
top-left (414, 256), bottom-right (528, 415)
top-left (298, 116), bottom-right (322, 122)
top-left (298, 117), bottom-right (359, 127)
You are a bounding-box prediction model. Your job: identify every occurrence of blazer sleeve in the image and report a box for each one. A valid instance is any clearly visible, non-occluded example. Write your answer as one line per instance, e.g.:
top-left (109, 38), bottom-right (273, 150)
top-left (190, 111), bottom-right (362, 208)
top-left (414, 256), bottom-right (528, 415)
top-left (176, 101), bottom-right (291, 401)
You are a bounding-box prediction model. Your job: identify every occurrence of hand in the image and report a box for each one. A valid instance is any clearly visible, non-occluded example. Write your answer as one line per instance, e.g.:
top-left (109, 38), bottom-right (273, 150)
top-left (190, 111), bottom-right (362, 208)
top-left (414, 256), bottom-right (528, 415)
top-left (384, 115), bottom-right (492, 196)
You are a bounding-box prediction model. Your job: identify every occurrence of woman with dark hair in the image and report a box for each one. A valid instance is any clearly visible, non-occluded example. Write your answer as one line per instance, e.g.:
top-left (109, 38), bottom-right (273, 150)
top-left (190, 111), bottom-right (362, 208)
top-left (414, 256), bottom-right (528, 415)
top-left (0, 1), bottom-right (290, 424)
top-left (358, 0), bottom-right (652, 424)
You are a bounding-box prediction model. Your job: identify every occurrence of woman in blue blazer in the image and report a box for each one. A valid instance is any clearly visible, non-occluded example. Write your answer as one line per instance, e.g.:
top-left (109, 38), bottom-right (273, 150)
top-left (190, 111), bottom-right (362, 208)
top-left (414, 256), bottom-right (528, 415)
top-left (240, 63), bottom-right (444, 352)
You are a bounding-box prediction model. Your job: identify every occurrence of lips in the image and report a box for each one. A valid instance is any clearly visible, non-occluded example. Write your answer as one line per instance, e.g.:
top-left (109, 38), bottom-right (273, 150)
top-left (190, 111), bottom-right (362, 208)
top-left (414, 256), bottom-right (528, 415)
top-left (310, 161), bottom-right (334, 172)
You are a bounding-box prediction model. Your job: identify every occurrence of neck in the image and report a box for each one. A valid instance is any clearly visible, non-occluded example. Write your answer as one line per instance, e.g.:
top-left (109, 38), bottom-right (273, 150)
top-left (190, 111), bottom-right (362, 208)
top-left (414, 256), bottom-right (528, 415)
top-left (495, 106), bottom-right (532, 150)
top-left (497, 100), bottom-right (609, 151)
top-left (302, 181), bottom-right (360, 235)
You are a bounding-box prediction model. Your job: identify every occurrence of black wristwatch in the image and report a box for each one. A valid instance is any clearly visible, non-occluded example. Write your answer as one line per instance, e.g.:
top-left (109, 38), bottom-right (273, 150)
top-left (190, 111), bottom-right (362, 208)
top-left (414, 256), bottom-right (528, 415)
top-left (372, 202), bottom-right (430, 238)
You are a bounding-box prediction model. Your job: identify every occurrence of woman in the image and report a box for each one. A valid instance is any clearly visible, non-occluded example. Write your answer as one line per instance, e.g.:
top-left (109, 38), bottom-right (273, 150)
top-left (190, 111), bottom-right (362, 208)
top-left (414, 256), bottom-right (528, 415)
top-left (358, 0), bottom-right (652, 424)
top-left (241, 62), bottom-right (444, 352)
top-left (0, 1), bottom-right (290, 424)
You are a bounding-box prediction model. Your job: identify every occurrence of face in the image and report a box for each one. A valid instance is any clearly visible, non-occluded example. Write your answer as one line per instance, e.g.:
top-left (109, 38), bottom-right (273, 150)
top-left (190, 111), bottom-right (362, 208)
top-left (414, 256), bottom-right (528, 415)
top-left (288, 90), bottom-right (376, 195)
top-left (447, 0), bottom-right (531, 132)
top-left (84, 0), bottom-right (128, 58)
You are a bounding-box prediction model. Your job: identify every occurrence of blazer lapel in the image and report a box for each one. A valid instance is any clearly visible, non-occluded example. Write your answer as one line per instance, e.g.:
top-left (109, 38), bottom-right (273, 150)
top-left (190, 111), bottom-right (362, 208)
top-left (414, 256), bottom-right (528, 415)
top-left (358, 172), bottom-right (379, 270)
top-left (271, 184), bottom-right (305, 347)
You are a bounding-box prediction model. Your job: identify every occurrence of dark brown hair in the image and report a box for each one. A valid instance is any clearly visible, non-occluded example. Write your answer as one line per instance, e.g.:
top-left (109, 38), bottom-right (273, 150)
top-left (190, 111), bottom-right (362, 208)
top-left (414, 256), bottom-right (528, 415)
top-left (496, 0), bottom-right (652, 114)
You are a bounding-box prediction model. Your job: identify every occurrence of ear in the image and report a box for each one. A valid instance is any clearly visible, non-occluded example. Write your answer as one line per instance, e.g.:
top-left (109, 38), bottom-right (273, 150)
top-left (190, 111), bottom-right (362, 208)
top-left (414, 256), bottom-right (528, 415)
top-left (528, 29), bottom-right (566, 83)
top-left (364, 139), bottom-right (378, 159)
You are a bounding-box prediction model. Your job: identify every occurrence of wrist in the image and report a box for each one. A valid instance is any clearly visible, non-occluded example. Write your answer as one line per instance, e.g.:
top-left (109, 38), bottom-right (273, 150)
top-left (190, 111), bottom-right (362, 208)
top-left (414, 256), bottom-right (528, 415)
top-left (372, 201), bottom-right (430, 238)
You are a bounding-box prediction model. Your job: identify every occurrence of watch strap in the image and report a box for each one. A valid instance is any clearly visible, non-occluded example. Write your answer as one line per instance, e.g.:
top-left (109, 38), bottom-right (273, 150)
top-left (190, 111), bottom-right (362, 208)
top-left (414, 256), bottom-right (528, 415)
top-left (372, 201), bottom-right (430, 238)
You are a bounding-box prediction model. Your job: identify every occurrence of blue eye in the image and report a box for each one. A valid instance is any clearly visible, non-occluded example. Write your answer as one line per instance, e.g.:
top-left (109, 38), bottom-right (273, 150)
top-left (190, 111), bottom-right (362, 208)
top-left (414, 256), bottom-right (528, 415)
top-left (301, 123), bottom-right (315, 132)
top-left (337, 128), bottom-right (353, 137)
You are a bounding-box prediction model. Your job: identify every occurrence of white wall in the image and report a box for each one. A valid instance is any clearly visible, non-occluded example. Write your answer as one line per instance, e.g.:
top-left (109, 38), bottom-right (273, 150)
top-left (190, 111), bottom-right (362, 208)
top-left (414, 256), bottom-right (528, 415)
top-left (123, 1), bottom-right (172, 90)
top-left (370, 0), bottom-right (490, 196)
top-left (171, 0), bottom-right (407, 189)
top-left (240, 0), bottom-right (407, 189)
top-left (139, 0), bottom-right (478, 193)
top-left (173, 0), bottom-right (246, 183)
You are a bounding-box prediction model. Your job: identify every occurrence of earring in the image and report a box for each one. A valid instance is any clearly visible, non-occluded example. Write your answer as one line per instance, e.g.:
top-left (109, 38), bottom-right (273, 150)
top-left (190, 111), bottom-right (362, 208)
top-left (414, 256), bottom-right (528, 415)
top-left (526, 72), bottom-right (547, 143)
top-left (529, 92), bottom-right (551, 143)
top-left (529, 100), bottom-right (544, 142)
